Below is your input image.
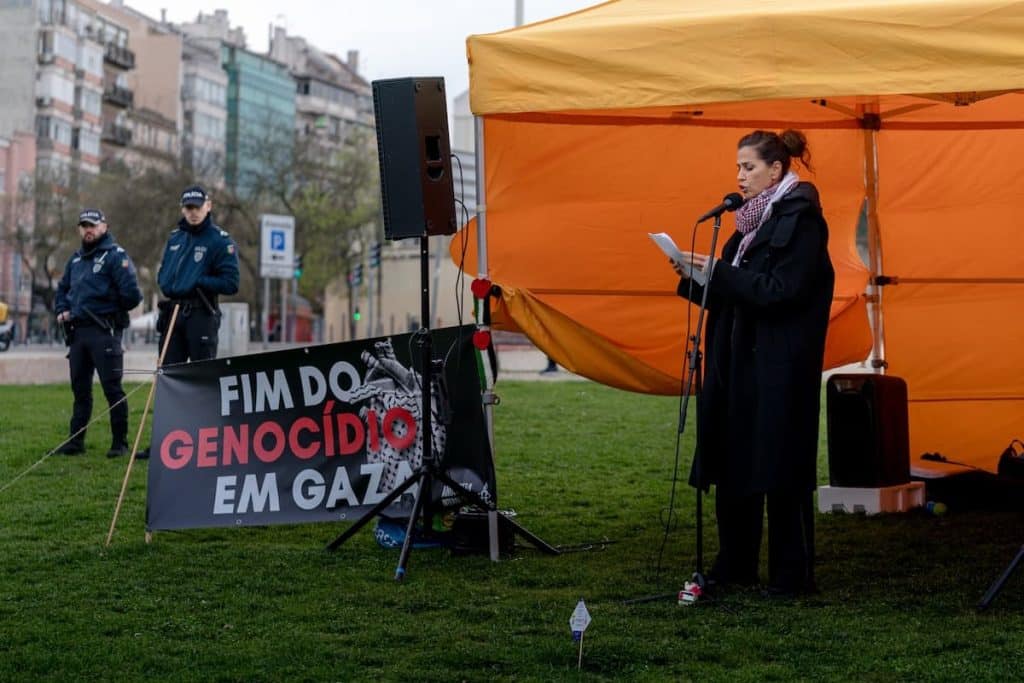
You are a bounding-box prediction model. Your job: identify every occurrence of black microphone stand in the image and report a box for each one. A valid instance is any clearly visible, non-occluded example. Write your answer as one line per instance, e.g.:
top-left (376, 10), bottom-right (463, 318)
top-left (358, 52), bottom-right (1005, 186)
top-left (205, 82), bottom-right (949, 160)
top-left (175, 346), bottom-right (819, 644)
top-left (624, 212), bottom-right (726, 606)
top-left (681, 212), bottom-right (725, 590)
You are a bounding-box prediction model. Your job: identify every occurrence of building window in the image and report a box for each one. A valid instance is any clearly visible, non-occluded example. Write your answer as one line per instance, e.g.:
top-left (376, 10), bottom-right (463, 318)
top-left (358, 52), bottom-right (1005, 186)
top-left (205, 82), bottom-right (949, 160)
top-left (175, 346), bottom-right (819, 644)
top-left (78, 88), bottom-right (101, 116)
top-left (38, 0), bottom-right (66, 25)
top-left (79, 129), bottom-right (100, 156)
top-left (53, 119), bottom-right (72, 146)
top-left (36, 116), bottom-right (72, 146)
top-left (52, 31), bottom-right (77, 62)
top-left (184, 74), bottom-right (226, 106)
top-left (36, 115), bottom-right (51, 138)
top-left (79, 43), bottom-right (103, 78)
top-left (38, 71), bottom-right (75, 105)
top-left (97, 19), bottom-right (127, 48)
top-left (193, 111), bottom-right (225, 140)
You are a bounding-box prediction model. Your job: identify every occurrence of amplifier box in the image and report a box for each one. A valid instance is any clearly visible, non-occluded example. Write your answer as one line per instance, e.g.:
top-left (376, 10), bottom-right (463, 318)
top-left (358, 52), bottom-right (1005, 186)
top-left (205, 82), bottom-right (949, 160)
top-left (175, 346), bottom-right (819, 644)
top-left (826, 373), bottom-right (910, 487)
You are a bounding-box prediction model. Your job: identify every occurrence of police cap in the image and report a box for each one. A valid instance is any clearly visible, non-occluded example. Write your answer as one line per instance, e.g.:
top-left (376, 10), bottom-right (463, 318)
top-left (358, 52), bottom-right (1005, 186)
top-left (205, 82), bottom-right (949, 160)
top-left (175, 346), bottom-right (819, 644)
top-left (180, 185), bottom-right (209, 207)
top-left (78, 208), bottom-right (106, 226)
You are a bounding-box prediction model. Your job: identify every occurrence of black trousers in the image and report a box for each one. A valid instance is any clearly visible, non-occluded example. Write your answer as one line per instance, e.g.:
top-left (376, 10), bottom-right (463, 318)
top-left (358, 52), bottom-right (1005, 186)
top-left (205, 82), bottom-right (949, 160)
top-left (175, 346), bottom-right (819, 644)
top-left (161, 308), bottom-right (220, 365)
top-left (67, 325), bottom-right (127, 444)
top-left (713, 486), bottom-right (815, 591)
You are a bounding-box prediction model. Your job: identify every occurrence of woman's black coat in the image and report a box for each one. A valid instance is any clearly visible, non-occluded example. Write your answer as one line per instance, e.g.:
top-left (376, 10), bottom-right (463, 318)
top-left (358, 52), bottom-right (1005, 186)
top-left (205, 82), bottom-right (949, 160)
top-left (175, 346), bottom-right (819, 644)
top-left (678, 182), bottom-right (835, 494)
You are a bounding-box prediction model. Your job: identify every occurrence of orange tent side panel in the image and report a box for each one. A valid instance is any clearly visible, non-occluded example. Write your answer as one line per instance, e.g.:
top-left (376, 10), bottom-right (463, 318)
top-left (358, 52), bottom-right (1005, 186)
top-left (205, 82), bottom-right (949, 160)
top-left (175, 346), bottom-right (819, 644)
top-left (454, 116), bottom-right (873, 395)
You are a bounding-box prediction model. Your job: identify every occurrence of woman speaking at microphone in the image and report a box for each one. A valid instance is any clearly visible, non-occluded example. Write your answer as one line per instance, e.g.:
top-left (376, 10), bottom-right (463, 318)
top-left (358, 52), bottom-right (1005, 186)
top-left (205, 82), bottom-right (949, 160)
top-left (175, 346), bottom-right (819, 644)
top-left (672, 129), bottom-right (834, 597)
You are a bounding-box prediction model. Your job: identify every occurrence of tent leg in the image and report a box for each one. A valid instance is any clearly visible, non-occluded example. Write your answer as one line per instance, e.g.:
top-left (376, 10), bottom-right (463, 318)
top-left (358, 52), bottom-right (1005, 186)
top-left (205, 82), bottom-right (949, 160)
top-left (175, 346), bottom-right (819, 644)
top-left (473, 115), bottom-right (502, 562)
top-left (862, 117), bottom-right (887, 373)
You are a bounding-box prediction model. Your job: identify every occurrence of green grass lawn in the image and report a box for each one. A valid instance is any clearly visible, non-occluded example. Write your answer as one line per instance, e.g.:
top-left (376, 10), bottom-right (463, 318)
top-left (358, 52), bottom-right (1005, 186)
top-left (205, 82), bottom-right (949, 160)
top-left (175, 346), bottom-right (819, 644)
top-left (1, 381), bottom-right (1023, 681)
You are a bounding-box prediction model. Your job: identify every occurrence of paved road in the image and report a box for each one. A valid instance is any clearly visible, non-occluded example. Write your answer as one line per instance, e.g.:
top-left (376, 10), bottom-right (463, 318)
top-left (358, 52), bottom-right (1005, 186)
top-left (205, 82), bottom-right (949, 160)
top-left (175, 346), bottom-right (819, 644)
top-left (2, 340), bottom-right (865, 386)
top-left (0, 342), bottom-right (583, 385)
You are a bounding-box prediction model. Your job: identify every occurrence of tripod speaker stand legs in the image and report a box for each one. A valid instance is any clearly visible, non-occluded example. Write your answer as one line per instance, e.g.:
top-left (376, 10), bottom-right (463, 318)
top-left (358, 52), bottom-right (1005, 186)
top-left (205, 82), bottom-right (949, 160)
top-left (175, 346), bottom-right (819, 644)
top-left (325, 236), bottom-right (557, 579)
top-left (978, 544), bottom-right (1024, 611)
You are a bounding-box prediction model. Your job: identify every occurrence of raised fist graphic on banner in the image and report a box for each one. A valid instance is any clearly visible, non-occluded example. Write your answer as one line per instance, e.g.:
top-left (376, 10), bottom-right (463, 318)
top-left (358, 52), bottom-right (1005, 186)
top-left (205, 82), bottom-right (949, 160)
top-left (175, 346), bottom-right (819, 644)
top-left (347, 338), bottom-right (447, 491)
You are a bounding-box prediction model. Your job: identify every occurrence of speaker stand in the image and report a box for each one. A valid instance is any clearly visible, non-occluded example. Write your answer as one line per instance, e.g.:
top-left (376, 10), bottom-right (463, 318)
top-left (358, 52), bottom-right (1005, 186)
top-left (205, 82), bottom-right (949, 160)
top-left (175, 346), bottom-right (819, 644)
top-left (978, 544), bottom-right (1024, 611)
top-left (326, 235), bottom-right (558, 578)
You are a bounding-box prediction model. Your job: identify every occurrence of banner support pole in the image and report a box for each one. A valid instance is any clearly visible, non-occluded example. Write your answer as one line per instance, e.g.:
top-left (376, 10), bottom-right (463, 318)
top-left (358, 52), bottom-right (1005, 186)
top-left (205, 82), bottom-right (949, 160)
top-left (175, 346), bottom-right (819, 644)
top-left (106, 304), bottom-right (180, 547)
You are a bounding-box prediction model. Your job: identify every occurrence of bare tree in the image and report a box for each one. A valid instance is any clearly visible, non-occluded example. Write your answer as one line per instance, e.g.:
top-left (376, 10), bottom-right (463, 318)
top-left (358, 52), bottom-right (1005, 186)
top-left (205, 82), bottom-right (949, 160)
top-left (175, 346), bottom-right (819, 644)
top-left (16, 166), bottom-right (81, 340)
top-left (88, 159), bottom-right (207, 302)
top-left (11, 119), bottom-right (379, 341)
top-left (215, 118), bottom-right (380, 326)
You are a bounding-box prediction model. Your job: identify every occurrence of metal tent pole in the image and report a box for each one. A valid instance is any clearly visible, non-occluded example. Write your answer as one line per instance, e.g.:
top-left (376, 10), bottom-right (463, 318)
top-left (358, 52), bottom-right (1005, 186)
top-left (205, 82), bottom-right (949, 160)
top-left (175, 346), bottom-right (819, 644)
top-left (862, 110), bottom-right (887, 374)
top-left (473, 115), bottom-right (503, 561)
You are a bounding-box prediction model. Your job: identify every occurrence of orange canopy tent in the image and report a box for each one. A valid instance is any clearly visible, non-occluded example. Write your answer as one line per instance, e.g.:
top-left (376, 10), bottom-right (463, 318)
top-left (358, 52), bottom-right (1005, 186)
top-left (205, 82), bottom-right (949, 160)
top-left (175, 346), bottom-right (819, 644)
top-left (455, 0), bottom-right (1024, 473)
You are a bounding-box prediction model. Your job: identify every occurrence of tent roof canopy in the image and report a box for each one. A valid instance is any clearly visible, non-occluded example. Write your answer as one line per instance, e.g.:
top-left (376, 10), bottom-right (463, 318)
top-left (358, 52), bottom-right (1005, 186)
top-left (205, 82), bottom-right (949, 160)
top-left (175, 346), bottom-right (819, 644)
top-left (461, 0), bottom-right (1024, 472)
top-left (467, 0), bottom-right (1024, 115)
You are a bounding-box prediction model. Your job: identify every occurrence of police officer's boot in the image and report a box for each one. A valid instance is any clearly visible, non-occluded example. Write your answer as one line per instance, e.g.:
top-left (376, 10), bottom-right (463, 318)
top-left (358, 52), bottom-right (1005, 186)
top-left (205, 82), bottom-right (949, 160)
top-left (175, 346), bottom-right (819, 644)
top-left (106, 435), bottom-right (130, 458)
top-left (57, 436), bottom-right (85, 456)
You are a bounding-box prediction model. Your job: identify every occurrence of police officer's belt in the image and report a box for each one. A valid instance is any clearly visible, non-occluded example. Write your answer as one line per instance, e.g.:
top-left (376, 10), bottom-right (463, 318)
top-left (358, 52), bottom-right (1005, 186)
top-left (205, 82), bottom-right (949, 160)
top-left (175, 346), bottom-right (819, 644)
top-left (167, 293), bottom-right (218, 314)
top-left (73, 315), bottom-right (118, 330)
top-left (169, 294), bottom-right (218, 305)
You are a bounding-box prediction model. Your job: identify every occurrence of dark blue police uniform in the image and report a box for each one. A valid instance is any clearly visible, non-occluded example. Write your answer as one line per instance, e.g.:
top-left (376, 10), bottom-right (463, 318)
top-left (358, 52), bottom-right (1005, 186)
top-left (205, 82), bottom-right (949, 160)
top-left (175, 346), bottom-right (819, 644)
top-left (54, 211), bottom-right (142, 456)
top-left (155, 192), bottom-right (239, 365)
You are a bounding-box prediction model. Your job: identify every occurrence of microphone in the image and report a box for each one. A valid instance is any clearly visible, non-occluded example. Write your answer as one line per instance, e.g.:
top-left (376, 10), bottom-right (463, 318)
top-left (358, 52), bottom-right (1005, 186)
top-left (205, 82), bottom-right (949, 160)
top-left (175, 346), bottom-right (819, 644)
top-left (697, 193), bottom-right (745, 223)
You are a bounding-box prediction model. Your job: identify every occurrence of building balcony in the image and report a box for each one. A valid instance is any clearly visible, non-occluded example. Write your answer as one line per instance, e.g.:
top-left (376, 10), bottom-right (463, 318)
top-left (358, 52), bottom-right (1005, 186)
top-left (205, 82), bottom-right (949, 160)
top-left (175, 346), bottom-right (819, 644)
top-left (104, 43), bottom-right (136, 70)
top-left (103, 85), bottom-right (134, 108)
top-left (102, 122), bottom-right (132, 146)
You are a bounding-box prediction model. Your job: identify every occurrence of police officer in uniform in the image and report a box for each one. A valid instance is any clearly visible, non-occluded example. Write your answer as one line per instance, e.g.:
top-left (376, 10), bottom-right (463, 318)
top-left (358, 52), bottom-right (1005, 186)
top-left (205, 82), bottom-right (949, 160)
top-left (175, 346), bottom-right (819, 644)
top-left (54, 209), bottom-right (143, 456)
top-left (155, 185), bottom-right (240, 364)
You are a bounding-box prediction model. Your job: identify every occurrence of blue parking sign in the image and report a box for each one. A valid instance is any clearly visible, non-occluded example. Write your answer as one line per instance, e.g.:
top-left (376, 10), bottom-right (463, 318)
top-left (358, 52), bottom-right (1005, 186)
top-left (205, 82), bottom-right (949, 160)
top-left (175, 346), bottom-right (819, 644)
top-left (271, 230), bottom-right (286, 251)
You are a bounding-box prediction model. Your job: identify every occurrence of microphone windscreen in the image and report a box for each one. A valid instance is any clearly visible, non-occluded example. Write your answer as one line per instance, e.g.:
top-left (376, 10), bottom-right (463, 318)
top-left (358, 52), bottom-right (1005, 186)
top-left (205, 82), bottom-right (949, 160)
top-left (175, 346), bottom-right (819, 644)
top-left (724, 192), bottom-right (745, 210)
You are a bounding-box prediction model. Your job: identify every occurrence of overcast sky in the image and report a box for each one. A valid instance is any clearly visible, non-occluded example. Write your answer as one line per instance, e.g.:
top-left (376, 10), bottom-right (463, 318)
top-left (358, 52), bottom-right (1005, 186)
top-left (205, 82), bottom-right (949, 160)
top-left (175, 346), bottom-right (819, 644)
top-left (125, 0), bottom-right (598, 100)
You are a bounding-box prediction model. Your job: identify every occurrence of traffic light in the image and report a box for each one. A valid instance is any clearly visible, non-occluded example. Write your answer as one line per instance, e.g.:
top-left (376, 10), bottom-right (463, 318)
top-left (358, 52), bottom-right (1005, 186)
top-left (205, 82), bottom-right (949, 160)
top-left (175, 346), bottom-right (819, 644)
top-left (293, 253), bottom-right (303, 279)
top-left (369, 241), bottom-right (381, 268)
top-left (352, 263), bottom-right (364, 286)
top-left (353, 306), bottom-right (361, 322)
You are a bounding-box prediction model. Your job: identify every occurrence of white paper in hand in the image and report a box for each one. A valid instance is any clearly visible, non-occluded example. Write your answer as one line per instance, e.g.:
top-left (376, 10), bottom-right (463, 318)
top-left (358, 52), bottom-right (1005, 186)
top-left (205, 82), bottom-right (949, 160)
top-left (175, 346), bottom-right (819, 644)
top-left (648, 232), bottom-right (708, 286)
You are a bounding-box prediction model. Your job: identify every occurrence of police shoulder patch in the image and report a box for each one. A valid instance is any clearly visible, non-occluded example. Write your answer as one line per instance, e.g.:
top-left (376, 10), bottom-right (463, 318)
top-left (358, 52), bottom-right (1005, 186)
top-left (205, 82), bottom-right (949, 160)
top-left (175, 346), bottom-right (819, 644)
top-left (227, 244), bottom-right (235, 254)
top-left (122, 259), bottom-right (130, 268)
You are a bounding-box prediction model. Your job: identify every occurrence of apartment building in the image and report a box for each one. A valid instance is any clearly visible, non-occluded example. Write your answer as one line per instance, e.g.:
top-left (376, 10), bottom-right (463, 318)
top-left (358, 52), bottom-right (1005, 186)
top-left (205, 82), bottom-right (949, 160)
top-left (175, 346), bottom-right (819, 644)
top-left (0, 0), bottom-right (116, 180)
top-left (180, 36), bottom-right (227, 179)
top-left (78, 0), bottom-right (182, 173)
top-left (451, 89), bottom-right (478, 225)
top-left (268, 27), bottom-right (373, 155)
top-left (180, 11), bottom-right (295, 196)
top-left (0, 132), bottom-right (36, 337)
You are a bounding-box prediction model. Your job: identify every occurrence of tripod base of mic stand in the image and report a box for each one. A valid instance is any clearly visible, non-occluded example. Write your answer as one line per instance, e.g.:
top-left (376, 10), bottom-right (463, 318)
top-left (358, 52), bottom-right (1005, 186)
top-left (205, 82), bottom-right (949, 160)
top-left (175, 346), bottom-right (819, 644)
top-left (326, 463), bottom-right (558, 580)
top-left (622, 571), bottom-right (708, 606)
top-left (978, 544), bottom-right (1024, 611)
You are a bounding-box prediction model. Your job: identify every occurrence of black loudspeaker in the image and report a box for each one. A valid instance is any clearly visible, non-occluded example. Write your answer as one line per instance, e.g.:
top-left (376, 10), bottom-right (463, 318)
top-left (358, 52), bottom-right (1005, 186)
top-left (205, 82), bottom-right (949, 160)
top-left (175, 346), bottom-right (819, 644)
top-left (826, 374), bottom-right (910, 487)
top-left (372, 77), bottom-right (456, 240)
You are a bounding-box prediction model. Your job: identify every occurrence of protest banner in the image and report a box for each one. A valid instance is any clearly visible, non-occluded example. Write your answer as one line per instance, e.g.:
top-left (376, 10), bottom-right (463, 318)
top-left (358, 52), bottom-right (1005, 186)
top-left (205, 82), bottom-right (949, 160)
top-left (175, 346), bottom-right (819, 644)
top-left (146, 326), bottom-right (494, 531)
